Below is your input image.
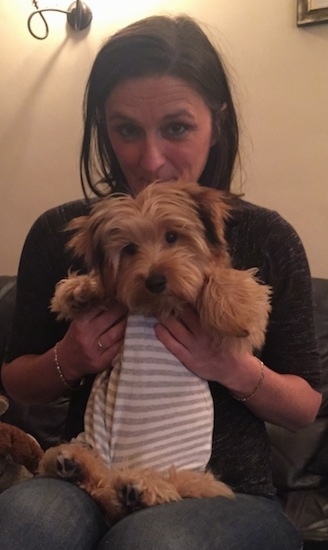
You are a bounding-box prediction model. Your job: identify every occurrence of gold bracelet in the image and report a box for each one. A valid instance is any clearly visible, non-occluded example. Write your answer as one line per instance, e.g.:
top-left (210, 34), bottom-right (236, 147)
top-left (53, 343), bottom-right (84, 391)
top-left (230, 358), bottom-right (265, 402)
top-left (54, 343), bottom-right (71, 389)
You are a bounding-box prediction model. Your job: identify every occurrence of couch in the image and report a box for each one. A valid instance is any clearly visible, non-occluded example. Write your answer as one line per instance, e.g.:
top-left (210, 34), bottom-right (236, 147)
top-left (0, 275), bottom-right (327, 548)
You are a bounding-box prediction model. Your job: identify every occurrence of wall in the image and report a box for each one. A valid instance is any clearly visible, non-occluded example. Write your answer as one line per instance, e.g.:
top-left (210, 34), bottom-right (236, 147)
top-left (1, 0), bottom-right (327, 276)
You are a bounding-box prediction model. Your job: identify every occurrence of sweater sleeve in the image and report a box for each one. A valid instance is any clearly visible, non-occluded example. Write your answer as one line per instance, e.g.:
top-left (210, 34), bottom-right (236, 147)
top-left (4, 200), bottom-right (90, 363)
top-left (260, 212), bottom-right (321, 389)
top-left (228, 202), bottom-right (321, 390)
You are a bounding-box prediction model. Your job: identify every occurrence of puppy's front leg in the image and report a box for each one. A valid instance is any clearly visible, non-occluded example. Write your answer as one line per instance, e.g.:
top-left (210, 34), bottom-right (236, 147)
top-left (199, 267), bottom-right (271, 353)
top-left (50, 271), bottom-right (105, 320)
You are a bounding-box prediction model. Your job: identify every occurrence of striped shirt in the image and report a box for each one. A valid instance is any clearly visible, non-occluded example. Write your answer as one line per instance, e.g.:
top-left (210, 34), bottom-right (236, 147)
top-left (80, 314), bottom-right (213, 472)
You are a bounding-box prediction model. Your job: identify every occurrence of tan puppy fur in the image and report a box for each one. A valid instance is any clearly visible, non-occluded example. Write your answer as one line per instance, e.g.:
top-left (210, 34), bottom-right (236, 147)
top-left (52, 180), bottom-right (271, 354)
top-left (39, 442), bottom-right (234, 524)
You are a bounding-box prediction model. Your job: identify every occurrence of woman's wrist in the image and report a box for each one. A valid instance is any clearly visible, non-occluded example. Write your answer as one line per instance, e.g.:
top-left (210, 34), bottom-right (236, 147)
top-left (223, 354), bottom-right (266, 401)
top-left (53, 342), bottom-right (84, 391)
top-left (229, 358), bottom-right (265, 402)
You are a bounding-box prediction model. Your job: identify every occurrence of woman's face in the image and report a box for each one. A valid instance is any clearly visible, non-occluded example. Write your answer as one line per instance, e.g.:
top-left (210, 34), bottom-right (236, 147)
top-left (105, 75), bottom-right (215, 195)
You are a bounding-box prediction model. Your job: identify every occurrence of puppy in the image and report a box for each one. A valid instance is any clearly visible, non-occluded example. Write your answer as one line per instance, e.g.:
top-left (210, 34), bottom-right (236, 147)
top-left (52, 180), bottom-right (271, 353)
top-left (42, 180), bottom-right (271, 521)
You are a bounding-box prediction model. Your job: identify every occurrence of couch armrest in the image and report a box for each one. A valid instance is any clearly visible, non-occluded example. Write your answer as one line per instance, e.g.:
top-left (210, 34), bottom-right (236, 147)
top-left (0, 276), bottom-right (17, 369)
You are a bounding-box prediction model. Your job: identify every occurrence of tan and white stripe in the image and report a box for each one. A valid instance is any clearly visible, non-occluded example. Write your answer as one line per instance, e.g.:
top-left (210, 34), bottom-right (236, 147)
top-left (80, 315), bottom-right (213, 472)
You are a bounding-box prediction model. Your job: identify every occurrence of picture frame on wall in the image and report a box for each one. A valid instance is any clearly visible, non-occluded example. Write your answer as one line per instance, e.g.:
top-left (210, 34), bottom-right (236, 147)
top-left (297, 0), bottom-right (328, 26)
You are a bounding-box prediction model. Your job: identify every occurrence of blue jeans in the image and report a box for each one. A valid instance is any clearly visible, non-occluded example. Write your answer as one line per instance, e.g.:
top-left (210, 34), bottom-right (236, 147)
top-left (0, 478), bottom-right (302, 549)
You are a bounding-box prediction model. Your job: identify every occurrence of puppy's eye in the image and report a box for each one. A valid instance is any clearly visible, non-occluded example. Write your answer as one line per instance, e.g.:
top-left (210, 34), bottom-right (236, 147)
top-left (122, 243), bottom-right (138, 255)
top-left (165, 231), bottom-right (178, 244)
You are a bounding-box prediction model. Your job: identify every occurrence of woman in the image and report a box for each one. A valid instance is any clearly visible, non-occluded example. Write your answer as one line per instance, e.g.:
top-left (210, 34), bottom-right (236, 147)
top-left (0, 14), bottom-right (321, 549)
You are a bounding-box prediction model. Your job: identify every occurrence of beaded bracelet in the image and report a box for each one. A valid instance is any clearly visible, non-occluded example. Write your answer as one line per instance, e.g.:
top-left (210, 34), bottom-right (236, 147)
top-left (230, 358), bottom-right (265, 402)
top-left (54, 343), bottom-right (84, 391)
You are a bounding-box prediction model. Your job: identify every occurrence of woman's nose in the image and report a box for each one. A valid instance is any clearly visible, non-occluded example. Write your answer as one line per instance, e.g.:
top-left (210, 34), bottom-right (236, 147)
top-left (139, 138), bottom-right (166, 173)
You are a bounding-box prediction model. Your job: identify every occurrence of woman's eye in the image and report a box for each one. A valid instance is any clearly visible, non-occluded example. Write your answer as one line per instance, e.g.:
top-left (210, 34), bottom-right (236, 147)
top-left (122, 243), bottom-right (138, 255)
top-left (165, 231), bottom-right (178, 244)
top-left (163, 123), bottom-right (191, 138)
top-left (116, 124), bottom-right (141, 141)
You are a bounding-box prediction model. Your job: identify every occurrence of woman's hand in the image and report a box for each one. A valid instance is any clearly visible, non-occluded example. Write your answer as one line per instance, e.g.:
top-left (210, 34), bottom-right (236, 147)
top-left (56, 302), bottom-right (127, 384)
top-left (154, 306), bottom-right (322, 431)
top-left (155, 306), bottom-right (263, 403)
top-left (1, 302), bottom-right (127, 405)
top-left (154, 306), bottom-right (245, 386)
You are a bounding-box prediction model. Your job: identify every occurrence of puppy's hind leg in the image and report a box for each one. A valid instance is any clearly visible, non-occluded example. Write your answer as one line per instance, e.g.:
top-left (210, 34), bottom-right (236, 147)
top-left (86, 468), bottom-right (182, 524)
top-left (165, 467), bottom-right (234, 500)
top-left (38, 442), bottom-right (111, 491)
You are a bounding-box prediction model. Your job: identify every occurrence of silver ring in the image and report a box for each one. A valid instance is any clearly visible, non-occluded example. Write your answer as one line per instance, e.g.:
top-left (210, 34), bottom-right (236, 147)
top-left (97, 338), bottom-right (104, 350)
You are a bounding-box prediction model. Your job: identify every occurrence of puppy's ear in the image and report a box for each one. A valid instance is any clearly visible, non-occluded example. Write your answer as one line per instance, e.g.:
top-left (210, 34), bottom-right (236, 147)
top-left (184, 183), bottom-right (232, 253)
top-left (196, 201), bottom-right (224, 249)
top-left (66, 214), bottom-right (105, 272)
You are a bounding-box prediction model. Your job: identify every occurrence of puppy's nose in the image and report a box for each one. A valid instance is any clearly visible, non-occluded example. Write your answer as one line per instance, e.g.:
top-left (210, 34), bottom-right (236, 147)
top-left (145, 274), bottom-right (167, 294)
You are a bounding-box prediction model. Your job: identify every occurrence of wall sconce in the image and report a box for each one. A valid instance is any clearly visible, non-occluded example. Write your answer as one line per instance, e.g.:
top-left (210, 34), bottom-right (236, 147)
top-left (28, 1), bottom-right (93, 40)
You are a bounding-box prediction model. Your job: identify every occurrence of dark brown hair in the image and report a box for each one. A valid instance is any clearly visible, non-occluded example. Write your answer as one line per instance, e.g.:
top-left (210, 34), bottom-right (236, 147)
top-left (80, 15), bottom-right (239, 197)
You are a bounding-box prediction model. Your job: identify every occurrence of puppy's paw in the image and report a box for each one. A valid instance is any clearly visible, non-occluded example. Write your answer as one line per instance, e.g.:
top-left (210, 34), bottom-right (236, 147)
top-left (96, 471), bottom-right (181, 524)
top-left (55, 453), bottom-right (82, 481)
top-left (89, 479), bottom-right (147, 524)
top-left (51, 272), bottom-right (105, 320)
top-left (120, 483), bottom-right (144, 514)
top-left (38, 446), bottom-right (82, 481)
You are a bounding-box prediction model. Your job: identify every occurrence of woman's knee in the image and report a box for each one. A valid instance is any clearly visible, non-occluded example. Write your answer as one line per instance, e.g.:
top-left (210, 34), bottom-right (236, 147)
top-left (0, 477), bottom-right (108, 550)
top-left (98, 495), bottom-right (302, 550)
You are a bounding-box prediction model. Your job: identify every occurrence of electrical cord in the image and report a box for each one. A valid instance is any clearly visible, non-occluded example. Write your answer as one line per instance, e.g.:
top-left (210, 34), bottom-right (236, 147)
top-left (28, 1), bottom-right (92, 40)
top-left (28, 1), bottom-right (67, 40)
